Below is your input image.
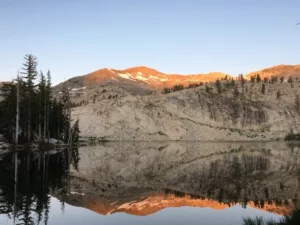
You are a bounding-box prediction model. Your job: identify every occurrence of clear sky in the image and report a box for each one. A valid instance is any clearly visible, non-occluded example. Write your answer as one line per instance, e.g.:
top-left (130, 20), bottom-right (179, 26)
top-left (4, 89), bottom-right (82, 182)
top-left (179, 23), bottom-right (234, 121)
top-left (1, 0), bottom-right (300, 85)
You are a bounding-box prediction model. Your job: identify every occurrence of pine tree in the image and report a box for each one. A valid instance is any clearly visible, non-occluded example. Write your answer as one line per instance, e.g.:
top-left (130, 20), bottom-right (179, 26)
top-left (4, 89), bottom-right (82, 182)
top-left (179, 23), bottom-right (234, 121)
top-left (239, 74), bottom-right (246, 87)
top-left (21, 54), bottom-right (38, 141)
top-left (261, 83), bottom-right (266, 94)
top-left (15, 73), bottom-right (20, 145)
top-left (230, 78), bottom-right (236, 87)
top-left (49, 98), bottom-right (63, 139)
top-left (162, 87), bottom-right (171, 94)
top-left (215, 79), bottom-right (222, 93)
top-left (172, 84), bottom-right (184, 92)
top-left (71, 119), bottom-right (80, 143)
top-left (276, 90), bottom-right (281, 99)
top-left (46, 70), bottom-right (52, 139)
top-left (256, 74), bottom-right (261, 83)
top-left (233, 85), bottom-right (239, 97)
top-left (280, 77), bottom-right (284, 83)
top-left (38, 71), bottom-right (46, 140)
top-left (250, 76), bottom-right (255, 85)
top-left (205, 85), bottom-right (210, 93)
top-left (0, 55), bottom-right (76, 144)
top-left (61, 85), bottom-right (71, 143)
top-left (0, 82), bottom-right (17, 141)
top-left (271, 76), bottom-right (278, 83)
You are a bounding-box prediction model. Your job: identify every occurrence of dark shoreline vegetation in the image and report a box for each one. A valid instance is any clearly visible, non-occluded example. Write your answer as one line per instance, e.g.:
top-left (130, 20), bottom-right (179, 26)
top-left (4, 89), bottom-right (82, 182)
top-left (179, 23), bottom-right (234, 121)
top-left (0, 54), bottom-right (79, 147)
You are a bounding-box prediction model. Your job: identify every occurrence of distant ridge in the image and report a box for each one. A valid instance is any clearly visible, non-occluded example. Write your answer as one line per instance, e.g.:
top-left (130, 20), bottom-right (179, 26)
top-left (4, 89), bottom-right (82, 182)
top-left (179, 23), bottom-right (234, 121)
top-left (52, 64), bottom-right (300, 93)
top-left (245, 64), bottom-right (300, 80)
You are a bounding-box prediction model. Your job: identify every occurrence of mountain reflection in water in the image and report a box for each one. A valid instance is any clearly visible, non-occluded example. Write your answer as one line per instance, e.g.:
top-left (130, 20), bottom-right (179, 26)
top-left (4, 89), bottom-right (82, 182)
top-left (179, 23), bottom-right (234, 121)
top-left (0, 142), bottom-right (299, 225)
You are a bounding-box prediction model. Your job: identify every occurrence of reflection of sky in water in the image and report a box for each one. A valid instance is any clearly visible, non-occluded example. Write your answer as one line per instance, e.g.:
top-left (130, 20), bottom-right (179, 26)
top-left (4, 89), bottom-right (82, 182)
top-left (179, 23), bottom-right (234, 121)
top-left (0, 197), bottom-right (282, 225)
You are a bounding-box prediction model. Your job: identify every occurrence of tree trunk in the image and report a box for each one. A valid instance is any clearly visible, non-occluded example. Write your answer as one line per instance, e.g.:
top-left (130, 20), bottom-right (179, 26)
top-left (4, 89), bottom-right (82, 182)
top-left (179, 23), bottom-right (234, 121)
top-left (13, 152), bottom-right (18, 224)
top-left (39, 113), bottom-right (42, 140)
top-left (15, 75), bottom-right (20, 145)
top-left (28, 97), bottom-right (31, 142)
top-left (44, 91), bottom-right (47, 141)
top-left (68, 107), bottom-right (72, 144)
top-left (46, 105), bottom-right (49, 140)
top-left (67, 91), bottom-right (72, 144)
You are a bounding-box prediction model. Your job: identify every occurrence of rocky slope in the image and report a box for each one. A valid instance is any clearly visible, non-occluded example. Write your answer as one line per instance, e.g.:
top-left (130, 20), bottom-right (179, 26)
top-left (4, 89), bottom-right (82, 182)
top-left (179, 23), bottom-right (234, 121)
top-left (71, 80), bottom-right (300, 141)
top-left (48, 64), bottom-right (300, 141)
top-left (53, 142), bottom-right (300, 216)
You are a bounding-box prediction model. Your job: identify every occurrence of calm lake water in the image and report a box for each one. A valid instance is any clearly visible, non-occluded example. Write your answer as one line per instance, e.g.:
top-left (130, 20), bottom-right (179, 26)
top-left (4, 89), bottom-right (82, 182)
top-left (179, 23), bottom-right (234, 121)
top-left (0, 142), bottom-right (299, 225)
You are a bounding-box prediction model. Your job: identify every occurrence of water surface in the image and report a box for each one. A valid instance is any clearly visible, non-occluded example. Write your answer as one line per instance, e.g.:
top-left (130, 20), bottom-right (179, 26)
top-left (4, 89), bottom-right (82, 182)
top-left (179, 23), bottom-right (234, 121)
top-left (0, 142), bottom-right (299, 225)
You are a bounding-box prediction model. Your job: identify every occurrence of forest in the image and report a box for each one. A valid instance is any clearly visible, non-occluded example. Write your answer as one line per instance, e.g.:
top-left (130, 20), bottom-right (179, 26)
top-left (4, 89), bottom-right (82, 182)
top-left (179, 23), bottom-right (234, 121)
top-left (0, 54), bottom-right (79, 145)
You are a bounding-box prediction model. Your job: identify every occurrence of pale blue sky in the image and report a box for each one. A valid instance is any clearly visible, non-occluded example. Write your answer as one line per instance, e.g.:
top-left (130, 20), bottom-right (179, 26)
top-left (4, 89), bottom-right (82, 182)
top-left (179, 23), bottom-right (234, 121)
top-left (1, 0), bottom-right (300, 84)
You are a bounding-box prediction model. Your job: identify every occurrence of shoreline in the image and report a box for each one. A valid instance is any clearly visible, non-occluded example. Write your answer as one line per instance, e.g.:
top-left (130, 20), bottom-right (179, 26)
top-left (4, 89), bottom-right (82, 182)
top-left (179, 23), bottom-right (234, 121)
top-left (1, 139), bottom-right (300, 151)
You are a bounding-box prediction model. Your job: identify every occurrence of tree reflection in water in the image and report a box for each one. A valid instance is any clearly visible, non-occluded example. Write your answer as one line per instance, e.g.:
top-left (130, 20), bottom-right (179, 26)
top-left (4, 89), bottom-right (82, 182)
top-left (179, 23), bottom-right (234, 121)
top-left (0, 147), bottom-right (79, 225)
top-left (243, 209), bottom-right (300, 225)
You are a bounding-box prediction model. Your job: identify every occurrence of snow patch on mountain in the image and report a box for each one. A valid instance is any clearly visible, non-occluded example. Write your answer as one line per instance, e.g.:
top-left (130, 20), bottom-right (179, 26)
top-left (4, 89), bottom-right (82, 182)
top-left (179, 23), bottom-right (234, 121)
top-left (136, 74), bottom-right (148, 81)
top-left (118, 73), bottom-right (133, 80)
top-left (71, 87), bottom-right (86, 92)
top-left (149, 75), bottom-right (160, 80)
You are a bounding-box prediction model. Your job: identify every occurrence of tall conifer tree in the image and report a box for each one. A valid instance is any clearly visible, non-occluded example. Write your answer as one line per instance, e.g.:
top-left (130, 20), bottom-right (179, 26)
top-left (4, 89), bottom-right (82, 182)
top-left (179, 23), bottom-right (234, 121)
top-left (21, 54), bottom-right (38, 141)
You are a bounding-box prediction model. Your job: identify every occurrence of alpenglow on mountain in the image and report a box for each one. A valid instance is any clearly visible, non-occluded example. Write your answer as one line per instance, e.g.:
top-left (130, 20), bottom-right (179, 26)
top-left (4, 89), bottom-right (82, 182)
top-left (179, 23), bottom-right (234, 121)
top-left (54, 64), bottom-right (300, 94)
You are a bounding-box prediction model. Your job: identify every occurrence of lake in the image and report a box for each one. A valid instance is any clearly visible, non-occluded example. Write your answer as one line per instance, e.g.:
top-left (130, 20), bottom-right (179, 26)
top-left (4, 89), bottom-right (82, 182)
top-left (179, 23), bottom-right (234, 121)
top-left (0, 142), bottom-right (299, 225)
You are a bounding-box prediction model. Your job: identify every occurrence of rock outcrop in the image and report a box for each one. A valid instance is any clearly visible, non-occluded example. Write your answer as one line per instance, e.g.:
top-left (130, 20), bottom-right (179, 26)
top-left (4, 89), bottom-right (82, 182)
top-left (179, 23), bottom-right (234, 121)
top-left (71, 81), bottom-right (300, 141)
